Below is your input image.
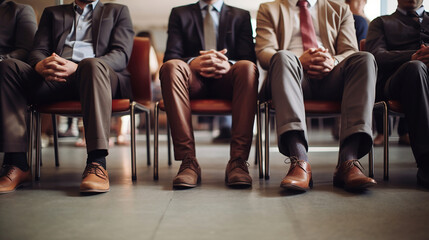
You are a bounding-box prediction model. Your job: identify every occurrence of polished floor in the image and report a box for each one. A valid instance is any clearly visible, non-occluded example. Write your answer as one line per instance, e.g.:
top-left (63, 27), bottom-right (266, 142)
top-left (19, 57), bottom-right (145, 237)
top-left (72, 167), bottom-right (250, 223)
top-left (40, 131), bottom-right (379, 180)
top-left (1, 126), bottom-right (429, 240)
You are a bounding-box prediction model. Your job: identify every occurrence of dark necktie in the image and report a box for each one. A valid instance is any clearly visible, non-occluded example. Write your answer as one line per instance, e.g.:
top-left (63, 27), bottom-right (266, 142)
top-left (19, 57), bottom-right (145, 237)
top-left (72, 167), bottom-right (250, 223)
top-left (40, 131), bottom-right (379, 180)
top-left (298, 0), bottom-right (318, 50)
top-left (204, 5), bottom-right (217, 50)
top-left (407, 11), bottom-right (420, 23)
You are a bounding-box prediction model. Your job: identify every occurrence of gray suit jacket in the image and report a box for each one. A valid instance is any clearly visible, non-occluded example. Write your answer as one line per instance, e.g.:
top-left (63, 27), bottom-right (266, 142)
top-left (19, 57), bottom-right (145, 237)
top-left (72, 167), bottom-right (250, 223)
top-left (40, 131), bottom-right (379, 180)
top-left (0, 1), bottom-right (37, 61)
top-left (27, 2), bottom-right (134, 98)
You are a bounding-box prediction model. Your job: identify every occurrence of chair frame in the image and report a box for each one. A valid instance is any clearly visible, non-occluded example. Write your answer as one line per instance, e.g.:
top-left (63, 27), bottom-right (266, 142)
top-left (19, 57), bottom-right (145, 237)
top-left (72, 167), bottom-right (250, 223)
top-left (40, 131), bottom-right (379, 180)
top-left (153, 99), bottom-right (263, 180)
top-left (29, 37), bottom-right (152, 181)
top-left (259, 100), bottom-right (384, 180)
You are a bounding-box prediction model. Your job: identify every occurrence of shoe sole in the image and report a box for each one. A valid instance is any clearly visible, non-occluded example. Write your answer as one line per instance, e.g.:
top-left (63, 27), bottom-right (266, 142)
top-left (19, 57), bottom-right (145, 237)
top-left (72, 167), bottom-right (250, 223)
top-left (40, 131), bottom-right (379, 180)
top-left (280, 183), bottom-right (309, 192)
top-left (80, 188), bottom-right (110, 193)
top-left (173, 183), bottom-right (198, 188)
top-left (333, 181), bottom-right (376, 190)
top-left (226, 181), bottom-right (252, 187)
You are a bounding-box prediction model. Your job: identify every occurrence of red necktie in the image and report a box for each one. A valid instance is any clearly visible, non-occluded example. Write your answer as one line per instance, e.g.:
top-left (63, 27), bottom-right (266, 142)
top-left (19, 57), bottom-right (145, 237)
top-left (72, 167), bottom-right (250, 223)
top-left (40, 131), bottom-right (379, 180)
top-left (298, 0), bottom-right (318, 50)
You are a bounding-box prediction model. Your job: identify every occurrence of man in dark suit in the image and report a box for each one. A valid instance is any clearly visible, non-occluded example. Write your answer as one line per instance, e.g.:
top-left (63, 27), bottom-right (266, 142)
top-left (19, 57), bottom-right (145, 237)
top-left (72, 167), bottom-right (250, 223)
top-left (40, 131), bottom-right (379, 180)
top-left (0, 0), bottom-right (37, 62)
top-left (160, 0), bottom-right (258, 188)
top-left (0, 0), bottom-right (134, 194)
top-left (366, 0), bottom-right (429, 188)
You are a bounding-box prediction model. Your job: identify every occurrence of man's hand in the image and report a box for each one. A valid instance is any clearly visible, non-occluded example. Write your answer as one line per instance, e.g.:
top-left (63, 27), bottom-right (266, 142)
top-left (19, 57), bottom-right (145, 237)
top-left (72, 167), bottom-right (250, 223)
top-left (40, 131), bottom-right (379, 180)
top-left (412, 44), bottom-right (429, 66)
top-left (299, 48), bottom-right (335, 79)
top-left (35, 53), bottom-right (78, 82)
top-left (189, 49), bottom-right (231, 79)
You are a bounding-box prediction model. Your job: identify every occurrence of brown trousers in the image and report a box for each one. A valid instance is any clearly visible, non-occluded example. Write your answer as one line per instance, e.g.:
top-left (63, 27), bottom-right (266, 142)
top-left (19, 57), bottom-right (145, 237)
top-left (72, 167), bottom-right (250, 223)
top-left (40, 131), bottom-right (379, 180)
top-left (0, 58), bottom-right (119, 153)
top-left (159, 60), bottom-right (258, 161)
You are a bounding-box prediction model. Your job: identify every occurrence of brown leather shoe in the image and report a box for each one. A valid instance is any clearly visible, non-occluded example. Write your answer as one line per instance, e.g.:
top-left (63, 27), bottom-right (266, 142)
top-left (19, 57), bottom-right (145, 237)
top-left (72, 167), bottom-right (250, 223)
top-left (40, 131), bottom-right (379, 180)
top-left (225, 158), bottom-right (252, 187)
top-left (0, 165), bottom-right (31, 194)
top-left (333, 160), bottom-right (377, 190)
top-left (280, 158), bottom-right (312, 191)
top-left (173, 156), bottom-right (201, 188)
top-left (80, 163), bottom-right (110, 193)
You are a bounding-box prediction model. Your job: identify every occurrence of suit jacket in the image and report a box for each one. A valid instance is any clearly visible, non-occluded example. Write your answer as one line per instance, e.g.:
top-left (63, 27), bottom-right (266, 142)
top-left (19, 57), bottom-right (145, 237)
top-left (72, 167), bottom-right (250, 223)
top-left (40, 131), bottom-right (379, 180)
top-left (0, 1), bottom-right (37, 61)
top-left (27, 2), bottom-right (134, 98)
top-left (255, 0), bottom-right (358, 70)
top-left (163, 2), bottom-right (256, 63)
top-left (366, 10), bottom-right (429, 98)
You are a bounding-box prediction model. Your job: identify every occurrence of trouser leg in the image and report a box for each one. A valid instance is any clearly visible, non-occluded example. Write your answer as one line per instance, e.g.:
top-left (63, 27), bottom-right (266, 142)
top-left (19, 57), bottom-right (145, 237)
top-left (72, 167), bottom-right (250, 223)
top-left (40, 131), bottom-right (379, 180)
top-left (385, 60), bottom-right (429, 168)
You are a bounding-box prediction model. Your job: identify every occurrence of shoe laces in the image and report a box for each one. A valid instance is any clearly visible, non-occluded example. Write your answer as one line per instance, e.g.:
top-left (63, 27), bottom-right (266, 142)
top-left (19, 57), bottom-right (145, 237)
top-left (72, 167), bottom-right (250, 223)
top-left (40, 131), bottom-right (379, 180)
top-left (82, 164), bottom-right (107, 179)
top-left (0, 165), bottom-right (16, 181)
top-left (343, 160), bottom-right (365, 173)
top-left (284, 157), bottom-right (308, 173)
top-left (178, 156), bottom-right (198, 174)
top-left (229, 158), bottom-right (250, 173)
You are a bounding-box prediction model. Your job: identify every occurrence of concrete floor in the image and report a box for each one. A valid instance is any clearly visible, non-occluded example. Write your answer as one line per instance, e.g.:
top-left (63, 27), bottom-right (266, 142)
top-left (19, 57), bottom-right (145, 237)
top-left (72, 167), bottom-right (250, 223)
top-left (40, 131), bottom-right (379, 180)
top-left (1, 128), bottom-right (428, 240)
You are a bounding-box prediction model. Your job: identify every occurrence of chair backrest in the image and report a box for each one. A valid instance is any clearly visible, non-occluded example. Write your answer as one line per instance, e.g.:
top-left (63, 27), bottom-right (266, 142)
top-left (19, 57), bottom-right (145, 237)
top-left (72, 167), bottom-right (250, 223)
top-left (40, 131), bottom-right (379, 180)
top-left (127, 37), bottom-right (152, 103)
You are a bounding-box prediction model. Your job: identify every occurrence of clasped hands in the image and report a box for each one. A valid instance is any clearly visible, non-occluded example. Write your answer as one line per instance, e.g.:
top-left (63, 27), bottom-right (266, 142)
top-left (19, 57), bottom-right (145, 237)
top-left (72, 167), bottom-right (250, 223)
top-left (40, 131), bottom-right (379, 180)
top-left (35, 53), bottom-right (78, 82)
top-left (190, 48), bottom-right (231, 79)
top-left (412, 44), bottom-right (429, 66)
top-left (299, 47), bottom-right (335, 80)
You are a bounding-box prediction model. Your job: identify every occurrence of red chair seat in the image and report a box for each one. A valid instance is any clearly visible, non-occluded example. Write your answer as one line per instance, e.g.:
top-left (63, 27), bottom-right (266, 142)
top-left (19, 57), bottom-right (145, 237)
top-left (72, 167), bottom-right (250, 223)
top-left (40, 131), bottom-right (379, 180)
top-left (388, 100), bottom-right (402, 113)
top-left (36, 99), bottom-right (131, 114)
top-left (304, 100), bottom-right (341, 113)
top-left (158, 99), bottom-right (232, 114)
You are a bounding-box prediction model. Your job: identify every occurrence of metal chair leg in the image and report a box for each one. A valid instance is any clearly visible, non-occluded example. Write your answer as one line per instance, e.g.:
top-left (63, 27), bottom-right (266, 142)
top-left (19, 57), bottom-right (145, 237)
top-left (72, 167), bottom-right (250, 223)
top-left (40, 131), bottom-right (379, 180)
top-left (368, 146), bottom-right (374, 178)
top-left (35, 112), bottom-right (41, 181)
top-left (131, 103), bottom-right (137, 181)
top-left (153, 101), bottom-right (159, 180)
top-left (382, 101), bottom-right (389, 180)
top-left (27, 108), bottom-right (34, 174)
top-left (256, 101), bottom-right (264, 179)
top-left (145, 110), bottom-right (151, 166)
top-left (167, 120), bottom-right (172, 166)
top-left (51, 114), bottom-right (60, 167)
top-left (264, 102), bottom-right (270, 180)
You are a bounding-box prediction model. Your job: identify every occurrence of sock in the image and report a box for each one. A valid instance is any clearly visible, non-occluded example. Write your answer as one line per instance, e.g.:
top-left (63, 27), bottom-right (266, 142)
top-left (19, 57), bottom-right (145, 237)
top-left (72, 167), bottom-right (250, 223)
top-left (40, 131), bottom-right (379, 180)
top-left (3, 152), bottom-right (29, 171)
top-left (280, 131), bottom-right (308, 162)
top-left (339, 134), bottom-right (361, 163)
top-left (87, 150), bottom-right (108, 170)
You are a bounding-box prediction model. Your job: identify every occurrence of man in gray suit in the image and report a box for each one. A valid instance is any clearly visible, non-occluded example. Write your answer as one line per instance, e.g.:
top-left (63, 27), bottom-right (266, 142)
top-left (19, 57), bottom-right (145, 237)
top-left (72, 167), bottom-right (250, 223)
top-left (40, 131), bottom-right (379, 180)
top-left (0, 0), bottom-right (134, 194)
top-left (256, 0), bottom-right (377, 192)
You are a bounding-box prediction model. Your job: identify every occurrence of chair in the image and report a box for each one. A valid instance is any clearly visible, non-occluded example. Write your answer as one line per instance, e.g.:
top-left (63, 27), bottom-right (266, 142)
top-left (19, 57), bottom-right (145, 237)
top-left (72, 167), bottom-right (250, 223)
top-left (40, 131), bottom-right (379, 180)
top-left (259, 100), bottom-right (382, 180)
top-left (380, 100), bottom-right (405, 180)
top-left (30, 37), bottom-right (152, 181)
top-left (153, 99), bottom-right (263, 180)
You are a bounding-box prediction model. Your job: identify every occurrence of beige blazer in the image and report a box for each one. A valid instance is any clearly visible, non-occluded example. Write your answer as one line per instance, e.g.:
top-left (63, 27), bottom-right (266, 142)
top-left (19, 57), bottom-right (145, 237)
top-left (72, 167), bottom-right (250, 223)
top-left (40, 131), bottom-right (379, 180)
top-left (255, 0), bottom-right (358, 70)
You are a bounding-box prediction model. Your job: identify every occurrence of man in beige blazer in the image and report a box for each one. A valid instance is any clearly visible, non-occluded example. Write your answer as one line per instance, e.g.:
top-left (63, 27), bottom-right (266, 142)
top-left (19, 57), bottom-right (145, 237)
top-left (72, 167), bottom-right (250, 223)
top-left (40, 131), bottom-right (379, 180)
top-left (256, 0), bottom-right (377, 192)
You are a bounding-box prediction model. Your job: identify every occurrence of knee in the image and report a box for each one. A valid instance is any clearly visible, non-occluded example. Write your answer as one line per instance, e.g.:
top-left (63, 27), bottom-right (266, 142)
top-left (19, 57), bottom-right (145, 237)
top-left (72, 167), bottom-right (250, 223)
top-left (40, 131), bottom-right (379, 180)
top-left (271, 50), bottom-right (297, 67)
top-left (232, 60), bottom-right (258, 83)
top-left (0, 59), bottom-right (19, 76)
top-left (402, 60), bottom-right (428, 87)
top-left (160, 59), bottom-right (188, 80)
top-left (78, 58), bottom-right (104, 72)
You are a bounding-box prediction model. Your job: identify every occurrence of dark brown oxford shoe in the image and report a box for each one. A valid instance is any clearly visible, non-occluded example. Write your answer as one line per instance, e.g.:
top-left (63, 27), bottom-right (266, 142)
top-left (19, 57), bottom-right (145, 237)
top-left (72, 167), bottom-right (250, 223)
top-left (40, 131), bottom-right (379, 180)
top-left (80, 163), bottom-right (110, 193)
top-left (225, 158), bottom-right (252, 187)
top-left (0, 165), bottom-right (31, 194)
top-left (333, 160), bottom-right (376, 190)
top-left (173, 156), bottom-right (201, 188)
top-left (280, 158), bottom-right (312, 192)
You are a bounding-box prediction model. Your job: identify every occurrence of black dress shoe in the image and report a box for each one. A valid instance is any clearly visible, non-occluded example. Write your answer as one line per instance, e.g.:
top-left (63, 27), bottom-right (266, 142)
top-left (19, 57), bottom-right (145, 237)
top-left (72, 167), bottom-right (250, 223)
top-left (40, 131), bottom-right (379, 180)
top-left (417, 168), bottom-right (429, 189)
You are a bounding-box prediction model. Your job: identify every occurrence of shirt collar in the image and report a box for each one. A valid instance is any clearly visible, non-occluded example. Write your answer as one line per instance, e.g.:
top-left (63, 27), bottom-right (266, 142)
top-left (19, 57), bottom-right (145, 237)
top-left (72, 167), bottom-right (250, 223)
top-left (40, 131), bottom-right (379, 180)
top-left (290, 0), bottom-right (317, 8)
top-left (73, 0), bottom-right (99, 14)
top-left (199, 0), bottom-right (224, 12)
top-left (397, 5), bottom-right (425, 17)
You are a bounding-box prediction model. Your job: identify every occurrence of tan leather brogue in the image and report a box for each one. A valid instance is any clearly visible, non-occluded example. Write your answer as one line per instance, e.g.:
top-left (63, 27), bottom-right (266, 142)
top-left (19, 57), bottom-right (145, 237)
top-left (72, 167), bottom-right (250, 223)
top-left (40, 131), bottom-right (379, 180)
top-left (80, 163), bottom-right (110, 193)
top-left (0, 165), bottom-right (31, 194)
top-left (333, 159), bottom-right (377, 190)
top-left (280, 158), bottom-right (312, 191)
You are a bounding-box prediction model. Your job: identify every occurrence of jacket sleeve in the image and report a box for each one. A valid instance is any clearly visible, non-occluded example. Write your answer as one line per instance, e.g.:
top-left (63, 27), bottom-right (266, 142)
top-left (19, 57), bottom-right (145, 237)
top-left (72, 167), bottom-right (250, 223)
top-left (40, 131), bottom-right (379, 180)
top-left (163, 8), bottom-right (190, 63)
top-left (27, 8), bottom-right (54, 68)
top-left (231, 10), bottom-right (256, 63)
top-left (255, 3), bottom-right (279, 70)
top-left (6, 4), bottom-right (37, 61)
top-left (98, 5), bottom-right (134, 72)
top-left (366, 16), bottom-right (415, 69)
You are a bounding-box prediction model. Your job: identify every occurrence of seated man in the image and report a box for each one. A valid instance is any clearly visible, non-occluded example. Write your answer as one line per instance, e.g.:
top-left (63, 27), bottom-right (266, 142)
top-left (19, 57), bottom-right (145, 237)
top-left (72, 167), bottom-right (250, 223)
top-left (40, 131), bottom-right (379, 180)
top-left (160, 0), bottom-right (258, 188)
top-left (366, 0), bottom-right (429, 188)
top-left (0, 0), bottom-right (134, 194)
top-left (256, 0), bottom-right (377, 191)
top-left (0, 0), bottom-right (36, 62)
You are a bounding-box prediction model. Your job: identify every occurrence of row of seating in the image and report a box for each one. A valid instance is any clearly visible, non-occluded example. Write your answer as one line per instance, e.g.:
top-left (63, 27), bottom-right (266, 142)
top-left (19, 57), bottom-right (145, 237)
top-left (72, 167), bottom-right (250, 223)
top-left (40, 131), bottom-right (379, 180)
top-left (27, 37), bottom-right (405, 183)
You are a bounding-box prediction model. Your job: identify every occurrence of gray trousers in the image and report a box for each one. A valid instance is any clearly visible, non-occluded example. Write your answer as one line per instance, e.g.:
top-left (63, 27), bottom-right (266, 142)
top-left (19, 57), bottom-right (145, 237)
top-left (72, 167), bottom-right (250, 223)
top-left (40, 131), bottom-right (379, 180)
top-left (0, 58), bottom-right (119, 153)
top-left (267, 51), bottom-right (377, 159)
